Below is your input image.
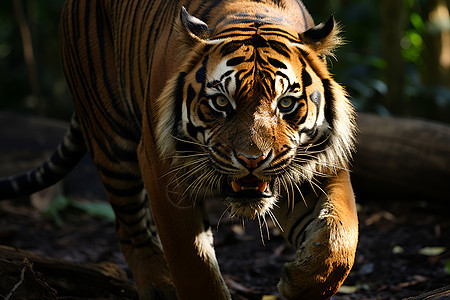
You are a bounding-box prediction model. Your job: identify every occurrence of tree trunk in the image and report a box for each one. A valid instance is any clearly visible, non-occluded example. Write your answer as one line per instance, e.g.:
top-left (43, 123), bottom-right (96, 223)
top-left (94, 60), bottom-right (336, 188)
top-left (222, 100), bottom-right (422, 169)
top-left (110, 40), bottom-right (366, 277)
top-left (381, 0), bottom-right (405, 114)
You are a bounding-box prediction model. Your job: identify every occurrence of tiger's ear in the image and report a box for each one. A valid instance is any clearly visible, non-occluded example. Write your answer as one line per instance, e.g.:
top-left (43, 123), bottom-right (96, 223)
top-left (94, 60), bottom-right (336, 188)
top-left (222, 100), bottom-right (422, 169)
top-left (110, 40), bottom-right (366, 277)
top-left (299, 15), bottom-right (341, 57)
top-left (179, 6), bottom-right (212, 43)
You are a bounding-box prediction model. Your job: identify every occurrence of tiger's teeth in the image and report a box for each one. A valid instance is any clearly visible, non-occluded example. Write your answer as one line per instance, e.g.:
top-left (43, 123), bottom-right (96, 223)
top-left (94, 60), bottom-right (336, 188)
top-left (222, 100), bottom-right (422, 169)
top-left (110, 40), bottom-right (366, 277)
top-left (231, 179), bottom-right (268, 193)
top-left (231, 181), bottom-right (241, 193)
top-left (241, 186), bottom-right (258, 191)
top-left (258, 181), bottom-right (268, 193)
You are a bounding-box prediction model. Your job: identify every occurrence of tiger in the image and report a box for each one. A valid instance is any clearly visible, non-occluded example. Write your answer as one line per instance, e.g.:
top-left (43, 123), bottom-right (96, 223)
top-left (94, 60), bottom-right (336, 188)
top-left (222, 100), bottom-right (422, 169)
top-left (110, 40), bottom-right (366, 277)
top-left (0, 0), bottom-right (358, 299)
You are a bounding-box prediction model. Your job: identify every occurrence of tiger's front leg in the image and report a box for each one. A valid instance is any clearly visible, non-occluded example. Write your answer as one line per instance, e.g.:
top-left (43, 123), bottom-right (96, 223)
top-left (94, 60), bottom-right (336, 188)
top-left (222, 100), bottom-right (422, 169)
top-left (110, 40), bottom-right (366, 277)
top-left (138, 136), bottom-right (230, 300)
top-left (274, 170), bottom-right (358, 299)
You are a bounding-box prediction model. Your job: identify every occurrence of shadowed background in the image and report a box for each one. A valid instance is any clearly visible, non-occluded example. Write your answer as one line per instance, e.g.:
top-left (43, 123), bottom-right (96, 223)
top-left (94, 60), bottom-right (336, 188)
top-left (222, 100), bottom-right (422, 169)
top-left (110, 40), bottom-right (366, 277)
top-left (0, 1), bottom-right (449, 299)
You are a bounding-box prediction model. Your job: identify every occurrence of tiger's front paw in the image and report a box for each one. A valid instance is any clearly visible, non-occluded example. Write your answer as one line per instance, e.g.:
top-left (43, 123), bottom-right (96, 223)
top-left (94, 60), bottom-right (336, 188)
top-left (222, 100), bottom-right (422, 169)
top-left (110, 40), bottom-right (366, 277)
top-left (277, 236), bottom-right (356, 300)
top-left (278, 262), bottom-right (303, 299)
top-left (278, 260), bottom-right (343, 300)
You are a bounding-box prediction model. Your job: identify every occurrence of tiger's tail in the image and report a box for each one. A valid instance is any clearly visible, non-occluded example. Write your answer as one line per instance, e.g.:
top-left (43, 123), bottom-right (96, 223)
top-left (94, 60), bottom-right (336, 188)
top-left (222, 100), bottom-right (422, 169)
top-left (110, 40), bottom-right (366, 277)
top-left (0, 114), bottom-right (86, 200)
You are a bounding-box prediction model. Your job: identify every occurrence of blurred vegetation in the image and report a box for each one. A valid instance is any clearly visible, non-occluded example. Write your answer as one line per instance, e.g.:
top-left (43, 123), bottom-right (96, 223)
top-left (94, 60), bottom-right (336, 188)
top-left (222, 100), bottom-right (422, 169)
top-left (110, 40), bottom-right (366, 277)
top-left (0, 0), bottom-right (449, 122)
top-left (306, 0), bottom-right (450, 122)
top-left (0, 0), bottom-right (71, 120)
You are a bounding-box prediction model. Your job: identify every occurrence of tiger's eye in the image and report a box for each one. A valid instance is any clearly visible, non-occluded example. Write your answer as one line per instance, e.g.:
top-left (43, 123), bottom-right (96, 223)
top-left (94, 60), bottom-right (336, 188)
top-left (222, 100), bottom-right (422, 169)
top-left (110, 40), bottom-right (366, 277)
top-left (215, 95), bottom-right (229, 108)
top-left (279, 97), bottom-right (293, 109)
top-left (278, 97), bottom-right (298, 114)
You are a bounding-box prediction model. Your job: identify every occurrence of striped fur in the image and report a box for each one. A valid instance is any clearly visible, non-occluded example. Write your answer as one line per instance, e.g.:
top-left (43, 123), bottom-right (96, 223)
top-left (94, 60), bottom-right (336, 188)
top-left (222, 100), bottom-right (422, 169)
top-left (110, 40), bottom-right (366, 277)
top-left (1, 1), bottom-right (358, 299)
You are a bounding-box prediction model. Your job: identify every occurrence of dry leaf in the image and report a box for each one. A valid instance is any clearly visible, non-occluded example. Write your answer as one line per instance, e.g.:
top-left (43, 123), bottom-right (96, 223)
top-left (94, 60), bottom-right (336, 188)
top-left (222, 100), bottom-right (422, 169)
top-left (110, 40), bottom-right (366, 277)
top-left (261, 295), bottom-right (278, 300)
top-left (392, 245), bottom-right (404, 254)
top-left (338, 285), bottom-right (358, 294)
top-left (418, 247), bottom-right (446, 256)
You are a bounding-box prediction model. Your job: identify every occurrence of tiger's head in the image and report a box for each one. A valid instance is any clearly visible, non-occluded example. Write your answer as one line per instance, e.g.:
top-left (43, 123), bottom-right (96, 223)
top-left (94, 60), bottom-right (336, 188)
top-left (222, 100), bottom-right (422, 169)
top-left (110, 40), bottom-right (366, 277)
top-left (156, 6), bottom-right (355, 220)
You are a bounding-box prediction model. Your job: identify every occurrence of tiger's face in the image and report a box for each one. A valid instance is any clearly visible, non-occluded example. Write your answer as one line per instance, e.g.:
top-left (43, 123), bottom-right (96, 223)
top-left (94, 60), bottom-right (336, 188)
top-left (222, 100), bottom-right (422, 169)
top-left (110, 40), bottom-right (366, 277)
top-left (156, 10), bottom-right (354, 220)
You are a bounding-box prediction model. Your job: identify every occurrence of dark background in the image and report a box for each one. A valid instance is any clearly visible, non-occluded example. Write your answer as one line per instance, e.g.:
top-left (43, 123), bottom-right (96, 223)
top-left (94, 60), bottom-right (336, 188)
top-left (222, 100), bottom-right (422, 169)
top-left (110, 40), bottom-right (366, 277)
top-left (0, 1), bottom-right (449, 299)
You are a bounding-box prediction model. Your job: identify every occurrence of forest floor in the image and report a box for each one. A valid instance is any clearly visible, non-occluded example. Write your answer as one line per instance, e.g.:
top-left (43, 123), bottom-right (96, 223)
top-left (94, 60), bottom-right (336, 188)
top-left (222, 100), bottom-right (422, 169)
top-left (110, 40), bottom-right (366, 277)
top-left (0, 113), bottom-right (449, 299)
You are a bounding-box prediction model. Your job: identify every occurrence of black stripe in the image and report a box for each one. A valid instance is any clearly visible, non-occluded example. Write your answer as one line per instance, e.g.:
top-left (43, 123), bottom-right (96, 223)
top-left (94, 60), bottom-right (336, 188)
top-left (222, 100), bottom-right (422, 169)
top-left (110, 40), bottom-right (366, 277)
top-left (220, 40), bottom-right (246, 56)
top-left (97, 165), bottom-right (141, 182)
top-left (111, 198), bottom-right (147, 215)
top-left (103, 182), bottom-right (144, 197)
top-left (70, 2), bottom-right (137, 148)
top-left (195, 56), bottom-right (208, 83)
top-left (227, 56), bottom-right (246, 66)
top-left (215, 26), bottom-right (256, 36)
top-left (115, 212), bottom-right (148, 227)
top-left (322, 79), bottom-right (335, 130)
top-left (275, 70), bottom-right (291, 84)
top-left (95, 1), bottom-right (128, 121)
top-left (220, 70), bottom-right (234, 81)
top-left (127, 224), bottom-right (154, 239)
top-left (294, 218), bottom-right (315, 247)
top-left (302, 68), bottom-right (312, 87)
top-left (267, 57), bottom-right (287, 69)
top-left (269, 149), bottom-right (292, 170)
top-left (261, 28), bottom-right (300, 42)
top-left (288, 214), bottom-right (315, 247)
top-left (268, 40), bottom-right (291, 58)
top-left (173, 72), bottom-right (187, 138)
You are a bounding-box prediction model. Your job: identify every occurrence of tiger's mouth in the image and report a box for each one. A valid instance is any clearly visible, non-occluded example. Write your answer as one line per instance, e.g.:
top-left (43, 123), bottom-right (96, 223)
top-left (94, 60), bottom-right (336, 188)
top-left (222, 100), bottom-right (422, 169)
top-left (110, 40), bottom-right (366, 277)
top-left (225, 175), bottom-right (276, 219)
top-left (229, 175), bottom-right (272, 198)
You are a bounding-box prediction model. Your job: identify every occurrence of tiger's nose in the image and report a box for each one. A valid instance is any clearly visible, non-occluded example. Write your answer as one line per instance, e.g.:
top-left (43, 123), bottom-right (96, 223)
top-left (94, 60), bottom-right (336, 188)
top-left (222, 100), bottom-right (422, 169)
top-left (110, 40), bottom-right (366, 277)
top-left (237, 153), bottom-right (267, 170)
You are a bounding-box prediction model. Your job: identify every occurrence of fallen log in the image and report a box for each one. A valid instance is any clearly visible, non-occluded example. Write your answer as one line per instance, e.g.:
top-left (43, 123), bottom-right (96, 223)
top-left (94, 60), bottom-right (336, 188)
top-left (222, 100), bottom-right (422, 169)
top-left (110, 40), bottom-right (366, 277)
top-left (406, 285), bottom-right (450, 300)
top-left (352, 113), bottom-right (450, 202)
top-left (0, 245), bottom-right (138, 299)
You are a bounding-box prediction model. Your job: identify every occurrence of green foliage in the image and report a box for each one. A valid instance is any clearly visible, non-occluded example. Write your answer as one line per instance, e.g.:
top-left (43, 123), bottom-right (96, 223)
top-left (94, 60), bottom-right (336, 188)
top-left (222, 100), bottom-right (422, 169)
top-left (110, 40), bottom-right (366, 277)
top-left (70, 201), bottom-right (116, 221)
top-left (445, 259), bottom-right (450, 274)
top-left (306, 0), bottom-right (388, 114)
top-left (42, 194), bottom-right (71, 227)
top-left (306, 0), bottom-right (450, 122)
top-left (43, 194), bottom-right (115, 227)
top-left (402, 12), bottom-right (425, 64)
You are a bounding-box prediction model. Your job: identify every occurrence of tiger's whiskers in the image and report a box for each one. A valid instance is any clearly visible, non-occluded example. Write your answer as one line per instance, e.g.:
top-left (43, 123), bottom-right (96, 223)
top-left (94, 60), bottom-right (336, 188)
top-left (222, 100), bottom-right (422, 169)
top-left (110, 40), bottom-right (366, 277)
top-left (217, 205), bottom-right (231, 231)
top-left (170, 134), bottom-right (207, 148)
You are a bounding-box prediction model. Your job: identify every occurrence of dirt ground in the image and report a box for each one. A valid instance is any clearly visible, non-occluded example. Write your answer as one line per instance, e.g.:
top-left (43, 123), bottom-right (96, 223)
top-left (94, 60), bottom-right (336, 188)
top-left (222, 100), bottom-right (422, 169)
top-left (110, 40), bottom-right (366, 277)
top-left (0, 113), bottom-right (449, 299)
